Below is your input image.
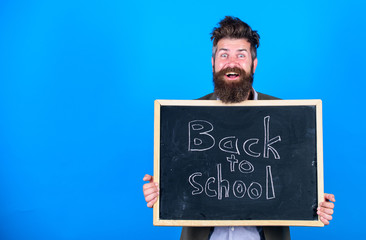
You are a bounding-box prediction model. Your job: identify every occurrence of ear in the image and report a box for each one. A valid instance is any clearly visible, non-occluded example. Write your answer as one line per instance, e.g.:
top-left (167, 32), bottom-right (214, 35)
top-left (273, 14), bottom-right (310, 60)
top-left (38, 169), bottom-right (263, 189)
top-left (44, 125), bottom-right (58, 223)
top-left (211, 57), bottom-right (215, 71)
top-left (252, 58), bottom-right (258, 74)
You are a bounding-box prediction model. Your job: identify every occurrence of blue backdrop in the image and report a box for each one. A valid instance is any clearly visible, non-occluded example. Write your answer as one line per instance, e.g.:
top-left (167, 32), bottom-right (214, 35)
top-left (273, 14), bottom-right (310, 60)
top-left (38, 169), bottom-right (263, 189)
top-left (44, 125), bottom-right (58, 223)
top-left (0, 0), bottom-right (365, 239)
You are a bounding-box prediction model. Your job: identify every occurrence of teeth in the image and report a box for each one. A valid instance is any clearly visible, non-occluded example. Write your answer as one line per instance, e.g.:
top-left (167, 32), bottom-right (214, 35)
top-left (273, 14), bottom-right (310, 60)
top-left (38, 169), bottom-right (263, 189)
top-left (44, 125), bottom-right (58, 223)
top-left (226, 72), bottom-right (239, 77)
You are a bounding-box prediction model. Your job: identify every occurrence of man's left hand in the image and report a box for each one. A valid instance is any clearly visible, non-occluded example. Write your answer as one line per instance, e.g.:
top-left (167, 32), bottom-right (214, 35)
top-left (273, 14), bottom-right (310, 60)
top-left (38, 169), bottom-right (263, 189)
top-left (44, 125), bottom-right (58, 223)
top-left (317, 193), bottom-right (336, 225)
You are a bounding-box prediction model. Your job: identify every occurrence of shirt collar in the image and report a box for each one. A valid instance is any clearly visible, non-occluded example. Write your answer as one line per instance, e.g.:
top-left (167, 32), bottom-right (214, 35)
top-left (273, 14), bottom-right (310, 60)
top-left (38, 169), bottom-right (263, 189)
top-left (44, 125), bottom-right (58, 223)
top-left (252, 88), bottom-right (258, 100)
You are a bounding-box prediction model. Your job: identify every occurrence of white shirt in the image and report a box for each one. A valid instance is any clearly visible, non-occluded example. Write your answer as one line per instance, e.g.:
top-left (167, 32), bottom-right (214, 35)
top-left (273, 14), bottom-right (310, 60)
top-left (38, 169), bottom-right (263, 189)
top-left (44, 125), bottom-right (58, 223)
top-left (210, 226), bottom-right (261, 240)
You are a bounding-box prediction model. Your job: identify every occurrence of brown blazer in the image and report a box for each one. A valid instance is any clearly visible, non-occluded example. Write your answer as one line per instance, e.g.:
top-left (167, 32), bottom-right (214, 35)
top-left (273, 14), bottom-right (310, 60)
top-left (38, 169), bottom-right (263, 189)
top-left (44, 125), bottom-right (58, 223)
top-left (180, 91), bottom-right (290, 240)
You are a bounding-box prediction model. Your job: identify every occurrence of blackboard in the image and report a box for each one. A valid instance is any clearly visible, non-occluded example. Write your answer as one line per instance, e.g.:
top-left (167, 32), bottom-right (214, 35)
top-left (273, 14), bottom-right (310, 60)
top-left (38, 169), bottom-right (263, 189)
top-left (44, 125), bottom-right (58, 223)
top-left (153, 100), bottom-right (324, 227)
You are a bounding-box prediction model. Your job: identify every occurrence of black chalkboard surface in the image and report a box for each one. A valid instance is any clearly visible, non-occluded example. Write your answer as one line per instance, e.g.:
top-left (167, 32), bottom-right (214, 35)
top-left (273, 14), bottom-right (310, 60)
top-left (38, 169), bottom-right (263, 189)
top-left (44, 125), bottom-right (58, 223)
top-left (153, 100), bottom-right (324, 227)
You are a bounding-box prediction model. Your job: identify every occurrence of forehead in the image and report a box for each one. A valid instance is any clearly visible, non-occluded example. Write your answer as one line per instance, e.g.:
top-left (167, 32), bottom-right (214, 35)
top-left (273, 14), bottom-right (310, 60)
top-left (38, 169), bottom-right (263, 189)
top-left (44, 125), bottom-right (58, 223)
top-left (216, 38), bottom-right (251, 51)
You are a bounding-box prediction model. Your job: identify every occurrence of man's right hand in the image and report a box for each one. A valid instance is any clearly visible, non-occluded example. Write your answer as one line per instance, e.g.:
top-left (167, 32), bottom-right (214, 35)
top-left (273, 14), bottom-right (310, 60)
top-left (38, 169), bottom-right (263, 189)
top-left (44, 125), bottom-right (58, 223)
top-left (143, 174), bottom-right (159, 208)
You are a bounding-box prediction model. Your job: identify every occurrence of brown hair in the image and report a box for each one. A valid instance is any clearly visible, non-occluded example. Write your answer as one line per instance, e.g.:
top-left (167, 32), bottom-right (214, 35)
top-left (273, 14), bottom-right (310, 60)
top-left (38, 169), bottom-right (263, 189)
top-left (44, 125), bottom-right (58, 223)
top-left (211, 16), bottom-right (260, 61)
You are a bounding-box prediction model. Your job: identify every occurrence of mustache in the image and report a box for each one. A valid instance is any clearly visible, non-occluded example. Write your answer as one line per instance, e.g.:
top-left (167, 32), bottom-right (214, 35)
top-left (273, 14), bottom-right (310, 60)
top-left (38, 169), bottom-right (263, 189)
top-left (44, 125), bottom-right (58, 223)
top-left (215, 67), bottom-right (247, 78)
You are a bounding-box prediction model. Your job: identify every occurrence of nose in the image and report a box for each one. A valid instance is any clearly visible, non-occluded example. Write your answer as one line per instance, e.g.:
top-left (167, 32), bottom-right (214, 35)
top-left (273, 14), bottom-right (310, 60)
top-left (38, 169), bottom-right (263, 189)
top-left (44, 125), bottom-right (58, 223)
top-left (227, 56), bottom-right (239, 68)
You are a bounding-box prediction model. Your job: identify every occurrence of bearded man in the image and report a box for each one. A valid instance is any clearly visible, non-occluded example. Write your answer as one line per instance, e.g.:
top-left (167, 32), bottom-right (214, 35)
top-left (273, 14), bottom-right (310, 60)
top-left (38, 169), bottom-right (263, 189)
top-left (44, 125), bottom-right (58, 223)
top-left (143, 16), bottom-right (335, 240)
top-left (200, 16), bottom-right (277, 103)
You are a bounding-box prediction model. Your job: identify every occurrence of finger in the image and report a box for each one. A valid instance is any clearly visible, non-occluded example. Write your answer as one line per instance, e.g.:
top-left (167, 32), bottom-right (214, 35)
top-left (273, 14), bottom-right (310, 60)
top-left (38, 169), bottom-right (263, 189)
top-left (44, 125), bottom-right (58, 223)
top-left (143, 174), bottom-right (153, 182)
top-left (320, 216), bottom-right (330, 225)
top-left (317, 209), bottom-right (333, 221)
top-left (319, 201), bottom-right (335, 210)
top-left (143, 186), bottom-right (159, 197)
top-left (324, 193), bottom-right (336, 202)
top-left (143, 182), bottom-right (158, 191)
top-left (145, 192), bottom-right (159, 203)
top-left (317, 206), bottom-right (334, 215)
top-left (147, 197), bottom-right (158, 208)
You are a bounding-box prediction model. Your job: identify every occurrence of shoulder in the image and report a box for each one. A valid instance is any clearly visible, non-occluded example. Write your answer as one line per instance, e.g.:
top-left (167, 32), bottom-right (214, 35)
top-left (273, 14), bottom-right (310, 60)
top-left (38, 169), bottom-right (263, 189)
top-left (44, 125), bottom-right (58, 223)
top-left (257, 92), bottom-right (281, 100)
top-left (197, 93), bottom-right (217, 100)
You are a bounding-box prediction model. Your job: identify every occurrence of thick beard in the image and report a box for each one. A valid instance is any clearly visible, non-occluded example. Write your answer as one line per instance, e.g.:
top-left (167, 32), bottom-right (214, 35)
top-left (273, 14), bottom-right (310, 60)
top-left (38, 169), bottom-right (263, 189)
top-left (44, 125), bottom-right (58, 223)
top-left (213, 67), bottom-right (254, 103)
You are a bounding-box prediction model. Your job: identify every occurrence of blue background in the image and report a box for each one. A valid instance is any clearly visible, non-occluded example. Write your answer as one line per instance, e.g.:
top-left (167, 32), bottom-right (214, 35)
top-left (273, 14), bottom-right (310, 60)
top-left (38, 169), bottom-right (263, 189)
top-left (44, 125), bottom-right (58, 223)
top-left (0, 0), bottom-right (365, 239)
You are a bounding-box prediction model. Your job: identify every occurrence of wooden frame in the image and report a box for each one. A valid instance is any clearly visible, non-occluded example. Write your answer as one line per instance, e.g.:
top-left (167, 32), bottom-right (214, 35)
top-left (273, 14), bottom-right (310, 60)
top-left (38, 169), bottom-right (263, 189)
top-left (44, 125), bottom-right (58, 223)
top-left (154, 99), bottom-right (324, 227)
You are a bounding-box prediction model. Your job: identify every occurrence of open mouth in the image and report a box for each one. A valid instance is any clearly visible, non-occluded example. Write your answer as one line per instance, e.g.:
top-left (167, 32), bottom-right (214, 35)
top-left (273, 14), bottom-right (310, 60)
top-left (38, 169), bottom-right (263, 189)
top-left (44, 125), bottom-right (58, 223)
top-left (225, 72), bottom-right (240, 80)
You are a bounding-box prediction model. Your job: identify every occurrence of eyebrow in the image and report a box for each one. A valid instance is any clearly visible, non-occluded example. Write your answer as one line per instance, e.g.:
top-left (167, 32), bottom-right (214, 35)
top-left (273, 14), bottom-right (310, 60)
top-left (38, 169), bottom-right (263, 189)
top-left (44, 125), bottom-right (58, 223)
top-left (218, 48), bottom-right (248, 52)
top-left (218, 48), bottom-right (229, 52)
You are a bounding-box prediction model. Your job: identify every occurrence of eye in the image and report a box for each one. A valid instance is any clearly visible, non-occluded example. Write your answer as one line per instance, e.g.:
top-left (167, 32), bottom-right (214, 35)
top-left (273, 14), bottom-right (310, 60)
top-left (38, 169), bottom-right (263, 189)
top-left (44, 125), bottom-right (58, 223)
top-left (238, 54), bottom-right (245, 58)
top-left (220, 53), bottom-right (228, 58)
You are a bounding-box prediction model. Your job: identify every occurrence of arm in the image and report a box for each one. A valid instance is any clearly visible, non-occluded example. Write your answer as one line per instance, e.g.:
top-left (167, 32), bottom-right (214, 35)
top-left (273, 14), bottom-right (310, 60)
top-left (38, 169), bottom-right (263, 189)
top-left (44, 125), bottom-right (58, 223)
top-left (143, 174), bottom-right (159, 208)
top-left (317, 193), bottom-right (336, 225)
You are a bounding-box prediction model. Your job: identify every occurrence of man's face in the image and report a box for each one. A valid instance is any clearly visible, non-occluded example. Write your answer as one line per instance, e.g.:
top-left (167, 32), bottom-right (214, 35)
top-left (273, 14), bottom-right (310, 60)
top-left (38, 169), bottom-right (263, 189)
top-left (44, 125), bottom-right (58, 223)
top-left (212, 38), bottom-right (258, 103)
top-left (212, 38), bottom-right (257, 79)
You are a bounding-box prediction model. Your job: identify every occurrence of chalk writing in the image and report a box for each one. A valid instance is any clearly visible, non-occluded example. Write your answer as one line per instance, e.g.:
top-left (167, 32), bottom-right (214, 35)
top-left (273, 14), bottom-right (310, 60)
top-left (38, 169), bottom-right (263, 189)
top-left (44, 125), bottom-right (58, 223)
top-left (226, 154), bottom-right (238, 172)
top-left (188, 120), bottom-right (215, 151)
top-left (264, 116), bottom-right (281, 159)
top-left (188, 163), bottom-right (275, 200)
top-left (219, 137), bottom-right (240, 155)
top-left (243, 138), bottom-right (261, 157)
top-left (188, 116), bottom-right (281, 159)
top-left (188, 116), bottom-right (280, 201)
top-left (266, 165), bottom-right (276, 199)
